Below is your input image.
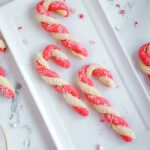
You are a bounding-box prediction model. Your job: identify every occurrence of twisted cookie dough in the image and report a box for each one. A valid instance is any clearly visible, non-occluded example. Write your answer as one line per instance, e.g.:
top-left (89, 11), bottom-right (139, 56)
top-left (0, 67), bottom-right (15, 99)
top-left (0, 39), bottom-right (6, 52)
top-left (77, 64), bottom-right (135, 142)
top-left (35, 0), bottom-right (88, 59)
top-left (139, 43), bottom-right (150, 78)
top-left (35, 45), bottom-right (89, 116)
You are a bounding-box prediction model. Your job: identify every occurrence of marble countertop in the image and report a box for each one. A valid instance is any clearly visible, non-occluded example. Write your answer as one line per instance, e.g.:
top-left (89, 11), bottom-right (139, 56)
top-left (0, 0), bottom-right (149, 149)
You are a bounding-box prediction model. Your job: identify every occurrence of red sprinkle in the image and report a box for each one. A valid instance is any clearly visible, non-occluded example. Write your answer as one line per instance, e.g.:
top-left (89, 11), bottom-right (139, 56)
top-left (18, 26), bottom-right (23, 30)
top-left (79, 13), bottom-right (84, 19)
top-left (115, 3), bottom-right (120, 8)
top-left (119, 10), bottom-right (125, 15)
top-left (134, 21), bottom-right (138, 27)
top-left (100, 119), bottom-right (105, 123)
top-left (70, 8), bottom-right (77, 14)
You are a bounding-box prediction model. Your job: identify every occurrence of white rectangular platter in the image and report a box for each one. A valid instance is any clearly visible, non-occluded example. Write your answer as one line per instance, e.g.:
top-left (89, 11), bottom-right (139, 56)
top-left (0, 0), bottom-right (150, 149)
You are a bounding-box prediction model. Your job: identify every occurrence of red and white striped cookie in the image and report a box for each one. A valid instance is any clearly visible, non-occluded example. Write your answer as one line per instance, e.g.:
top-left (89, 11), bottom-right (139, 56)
top-left (35, 0), bottom-right (88, 59)
top-left (139, 43), bottom-right (150, 78)
top-left (35, 44), bottom-right (89, 116)
top-left (77, 64), bottom-right (135, 142)
top-left (0, 39), bottom-right (6, 52)
top-left (0, 67), bottom-right (15, 99)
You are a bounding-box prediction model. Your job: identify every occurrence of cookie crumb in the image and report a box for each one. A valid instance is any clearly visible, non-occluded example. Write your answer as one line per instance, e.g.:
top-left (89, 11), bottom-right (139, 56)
top-left (100, 119), bottom-right (105, 123)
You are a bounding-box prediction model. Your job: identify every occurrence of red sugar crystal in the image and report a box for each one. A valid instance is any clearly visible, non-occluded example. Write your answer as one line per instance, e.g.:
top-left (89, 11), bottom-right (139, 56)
top-left (115, 3), bottom-right (120, 8)
top-left (119, 9), bottom-right (125, 15)
top-left (100, 119), bottom-right (105, 123)
top-left (79, 13), bottom-right (84, 19)
top-left (18, 26), bottom-right (23, 30)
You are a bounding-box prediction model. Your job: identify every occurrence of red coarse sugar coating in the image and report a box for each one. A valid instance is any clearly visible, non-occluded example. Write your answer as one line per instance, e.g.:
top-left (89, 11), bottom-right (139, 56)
top-left (0, 67), bottom-right (15, 99)
top-left (36, 1), bottom-right (49, 16)
top-left (43, 45), bottom-right (71, 68)
top-left (104, 114), bottom-right (128, 126)
top-left (35, 61), bottom-right (59, 78)
top-left (85, 94), bottom-right (111, 106)
top-left (61, 40), bottom-right (88, 58)
top-left (41, 23), bottom-right (69, 34)
top-left (78, 65), bottom-right (93, 86)
top-left (35, 49), bottom-right (89, 116)
top-left (48, 1), bottom-right (70, 17)
top-left (36, 1), bottom-right (88, 59)
top-left (78, 65), bottom-right (113, 86)
top-left (0, 86), bottom-right (15, 99)
top-left (40, 23), bottom-right (88, 59)
top-left (79, 65), bottom-right (111, 105)
top-left (53, 84), bottom-right (89, 116)
top-left (92, 68), bottom-right (113, 80)
top-left (139, 43), bottom-right (150, 66)
top-left (0, 47), bottom-right (6, 52)
top-left (0, 67), bottom-right (5, 76)
top-left (104, 113), bottom-right (132, 142)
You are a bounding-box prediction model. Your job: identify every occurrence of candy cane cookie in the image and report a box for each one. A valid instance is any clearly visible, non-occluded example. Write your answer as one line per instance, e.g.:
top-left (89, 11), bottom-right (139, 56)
top-left (77, 64), bottom-right (135, 142)
top-left (35, 0), bottom-right (88, 59)
top-left (139, 43), bottom-right (150, 78)
top-left (0, 67), bottom-right (15, 99)
top-left (0, 39), bottom-right (6, 52)
top-left (35, 45), bottom-right (89, 116)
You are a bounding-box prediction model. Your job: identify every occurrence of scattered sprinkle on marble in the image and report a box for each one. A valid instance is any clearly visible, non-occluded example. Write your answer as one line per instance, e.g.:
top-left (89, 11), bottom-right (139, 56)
top-left (18, 26), bottom-right (23, 30)
top-left (119, 9), bottom-right (126, 15)
top-left (100, 119), bottom-right (105, 123)
top-left (134, 21), bottom-right (138, 27)
top-left (115, 3), bottom-right (120, 8)
top-left (79, 13), bottom-right (84, 19)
